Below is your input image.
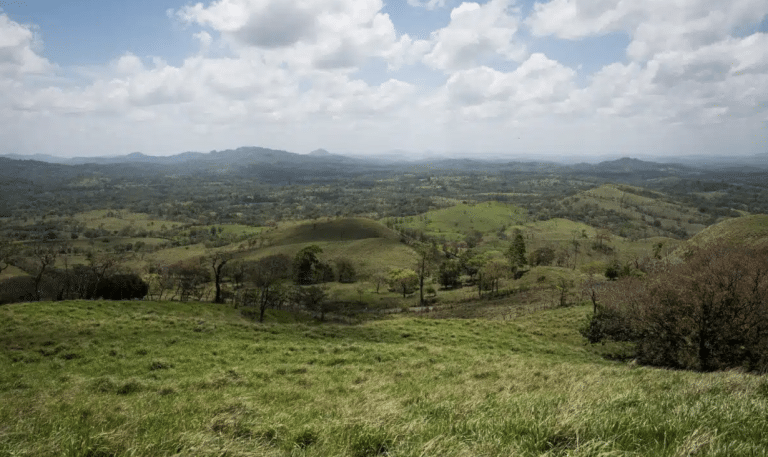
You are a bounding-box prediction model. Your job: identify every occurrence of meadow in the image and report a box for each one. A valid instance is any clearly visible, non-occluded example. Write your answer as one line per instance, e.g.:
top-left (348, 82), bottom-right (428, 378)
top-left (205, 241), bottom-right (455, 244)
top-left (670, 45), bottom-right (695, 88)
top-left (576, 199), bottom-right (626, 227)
top-left (2, 300), bottom-right (767, 457)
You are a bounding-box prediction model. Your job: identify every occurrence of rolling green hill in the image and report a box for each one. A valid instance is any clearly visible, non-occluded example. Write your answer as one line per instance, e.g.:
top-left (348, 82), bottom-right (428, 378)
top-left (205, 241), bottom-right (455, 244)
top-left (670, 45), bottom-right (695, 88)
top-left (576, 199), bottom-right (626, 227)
top-left (236, 218), bottom-right (417, 277)
top-left (2, 300), bottom-right (767, 456)
top-left (388, 201), bottom-right (529, 240)
top-left (674, 214), bottom-right (768, 256)
top-left (562, 184), bottom-right (710, 237)
top-left (266, 218), bottom-right (399, 246)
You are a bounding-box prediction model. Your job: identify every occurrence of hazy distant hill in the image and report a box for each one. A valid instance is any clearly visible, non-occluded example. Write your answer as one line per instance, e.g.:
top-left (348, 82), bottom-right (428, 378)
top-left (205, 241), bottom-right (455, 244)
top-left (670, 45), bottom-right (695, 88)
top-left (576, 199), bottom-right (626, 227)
top-left (0, 147), bottom-right (765, 189)
top-left (570, 157), bottom-right (699, 178)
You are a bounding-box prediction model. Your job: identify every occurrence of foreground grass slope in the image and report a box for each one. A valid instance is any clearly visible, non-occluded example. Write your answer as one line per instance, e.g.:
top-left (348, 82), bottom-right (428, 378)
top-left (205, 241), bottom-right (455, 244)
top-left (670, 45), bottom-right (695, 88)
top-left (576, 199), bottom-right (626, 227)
top-left (2, 301), bottom-right (768, 457)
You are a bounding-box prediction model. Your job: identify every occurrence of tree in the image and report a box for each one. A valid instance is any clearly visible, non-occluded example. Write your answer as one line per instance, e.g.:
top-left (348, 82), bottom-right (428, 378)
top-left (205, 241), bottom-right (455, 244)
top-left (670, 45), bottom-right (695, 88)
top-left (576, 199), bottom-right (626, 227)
top-left (459, 249), bottom-right (480, 283)
top-left (438, 259), bottom-right (462, 289)
top-left (335, 257), bottom-right (357, 283)
top-left (464, 230), bottom-right (483, 249)
top-left (480, 259), bottom-right (508, 295)
top-left (467, 253), bottom-right (490, 298)
top-left (371, 269), bottom-right (389, 294)
top-left (29, 242), bottom-right (58, 301)
top-left (293, 245), bottom-right (323, 285)
top-left (93, 274), bottom-right (148, 300)
top-left (207, 251), bottom-right (233, 304)
top-left (293, 285), bottom-right (331, 321)
top-left (506, 229), bottom-right (527, 272)
top-left (388, 268), bottom-right (418, 298)
top-left (244, 254), bottom-right (291, 322)
top-left (168, 261), bottom-right (210, 301)
top-left (585, 244), bottom-right (768, 372)
top-left (415, 243), bottom-right (440, 305)
top-left (86, 251), bottom-right (122, 299)
top-left (530, 246), bottom-right (556, 266)
top-left (555, 278), bottom-right (573, 307)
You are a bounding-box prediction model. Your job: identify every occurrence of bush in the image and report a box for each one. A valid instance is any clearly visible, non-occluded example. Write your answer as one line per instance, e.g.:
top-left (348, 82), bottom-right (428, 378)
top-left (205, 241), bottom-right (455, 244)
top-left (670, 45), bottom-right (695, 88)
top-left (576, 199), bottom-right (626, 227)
top-left (530, 247), bottom-right (556, 266)
top-left (94, 274), bottom-right (149, 300)
top-left (587, 244), bottom-right (768, 372)
top-left (335, 258), bottom-right (357, 283)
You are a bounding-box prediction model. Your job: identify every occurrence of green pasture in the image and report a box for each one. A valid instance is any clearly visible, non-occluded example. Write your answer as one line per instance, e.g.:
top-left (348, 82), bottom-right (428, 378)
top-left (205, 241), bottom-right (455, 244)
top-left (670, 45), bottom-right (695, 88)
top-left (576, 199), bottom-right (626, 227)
top-left (389, 201), bottom-right (529, 239)
top-left (2, 300), bottom-right (767, 456)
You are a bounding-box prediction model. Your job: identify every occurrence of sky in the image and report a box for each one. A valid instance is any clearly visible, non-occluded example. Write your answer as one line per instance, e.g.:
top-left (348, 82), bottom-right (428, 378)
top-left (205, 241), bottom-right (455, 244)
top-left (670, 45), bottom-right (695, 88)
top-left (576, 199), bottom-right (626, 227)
top-left (0, 0), bottom-right (767, 160)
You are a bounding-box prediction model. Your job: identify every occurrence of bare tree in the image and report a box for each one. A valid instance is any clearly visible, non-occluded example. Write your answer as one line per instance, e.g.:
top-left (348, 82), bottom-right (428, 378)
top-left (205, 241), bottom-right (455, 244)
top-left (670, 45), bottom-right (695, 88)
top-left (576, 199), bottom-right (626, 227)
top-left (415, 242), bottom-right (440, 306)
top-left (30, 242), bottom-right (58, 301)
top-left (207, 251), bottom-right (233, 304)
top-left (87, 251), bottom-right (122, 298)
top-left (244, 254), bottom-right (291, 322)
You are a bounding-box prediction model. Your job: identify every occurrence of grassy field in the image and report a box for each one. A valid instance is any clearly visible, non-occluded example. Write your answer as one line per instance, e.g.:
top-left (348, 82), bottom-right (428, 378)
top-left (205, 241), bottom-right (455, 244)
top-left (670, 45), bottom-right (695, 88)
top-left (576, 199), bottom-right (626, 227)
top-left (389, 201), bottom-right (529, 240)
top-left (678, 214), bottom-right (768, 252)
top-left (2, 300), bottom-right (767, 457)
top-left (563, 184), bottom-right (709, 237)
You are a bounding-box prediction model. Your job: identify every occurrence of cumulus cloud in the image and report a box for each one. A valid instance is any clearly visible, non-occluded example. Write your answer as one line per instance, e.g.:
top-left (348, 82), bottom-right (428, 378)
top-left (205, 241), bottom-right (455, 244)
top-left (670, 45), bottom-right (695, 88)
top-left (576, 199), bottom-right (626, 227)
top-left (525, 0), bottom-right (768, 130)
top-left (174, 0), bottom-right (418, 71)
top-left (423, 0), bottom-right (526, 71)
top-left (0, 14), bottom-right (54, 75)
top-left (432, 53), bottom-right (576, 120)
top-left (1, 1), bottom-right (767, 157)
top-left (528, 0), bottom-right (768, 60)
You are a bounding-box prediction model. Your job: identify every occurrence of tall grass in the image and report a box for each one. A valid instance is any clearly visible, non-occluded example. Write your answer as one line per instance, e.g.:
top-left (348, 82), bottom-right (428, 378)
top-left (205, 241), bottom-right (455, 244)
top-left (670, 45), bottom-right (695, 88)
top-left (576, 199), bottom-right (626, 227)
top-left (1, 301), bottom-right (767, 456)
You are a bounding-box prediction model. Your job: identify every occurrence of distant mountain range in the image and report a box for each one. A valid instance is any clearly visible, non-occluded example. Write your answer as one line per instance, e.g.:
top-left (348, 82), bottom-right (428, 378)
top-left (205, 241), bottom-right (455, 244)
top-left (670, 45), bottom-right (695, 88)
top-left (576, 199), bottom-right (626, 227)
top-left (0, 146), bottom-right (766, 188)
top-left (0, 146), bottom-right (355, 166)
top-left (2, 147), bottom-right (766, 170)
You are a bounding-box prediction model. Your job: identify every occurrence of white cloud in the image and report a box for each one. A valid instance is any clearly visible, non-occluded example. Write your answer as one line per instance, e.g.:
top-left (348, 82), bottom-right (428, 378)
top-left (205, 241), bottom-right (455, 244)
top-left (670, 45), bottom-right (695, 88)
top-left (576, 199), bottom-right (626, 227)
top-left (528, 0), bottom-right (768, 60)
top-left (1, 2), bottom-right (767, 158)
top-left (422, 0), bottom-right (526, 71)
top-left (525, 0), bottom-right (768, 130)
top-left (407, 0), bottom-right (448, 10)
top-left (174, 0), bottom-right (417, 72)
top-left (0, 14), bottom-right (54, 75)
top-left (432, 53), bottom-right (576, 120)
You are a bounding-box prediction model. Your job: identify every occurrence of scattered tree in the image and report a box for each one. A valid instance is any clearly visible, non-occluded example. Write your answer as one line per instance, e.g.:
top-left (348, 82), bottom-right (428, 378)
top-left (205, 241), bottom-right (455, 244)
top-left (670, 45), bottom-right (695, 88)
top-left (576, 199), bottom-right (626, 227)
top-left (244, 254), bottom-right (291, 322)
top-left (293, 285), bottom-right (331, 321)
top-left (530, 246), bottom-right (556, 266)
top-left (371, 270), bottom-right (389, 294)
top-left (388, 268), bottom-right (419, 298)
top-left (506, 229), bottom-right (527, 272)
top-left (293, 245), bottom-right (324, 285)
top-left (415, 243), bottom-right (440, 305)
top-left (207, 251), bottom-right (233, 304)
top-left (438, 259), bottom-right (462, 289)
top-left (335, 257), bottom-right (357, 283)
top-left (480, 259), bottom-right (508, 295)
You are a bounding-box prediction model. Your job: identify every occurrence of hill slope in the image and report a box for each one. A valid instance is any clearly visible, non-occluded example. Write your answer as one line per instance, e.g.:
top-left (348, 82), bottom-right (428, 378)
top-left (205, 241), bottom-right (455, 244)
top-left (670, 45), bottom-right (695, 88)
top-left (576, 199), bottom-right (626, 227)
top-left (2, 300), bottom-right (767, 456)
top-left (675, 214), bottom-right (768, 254)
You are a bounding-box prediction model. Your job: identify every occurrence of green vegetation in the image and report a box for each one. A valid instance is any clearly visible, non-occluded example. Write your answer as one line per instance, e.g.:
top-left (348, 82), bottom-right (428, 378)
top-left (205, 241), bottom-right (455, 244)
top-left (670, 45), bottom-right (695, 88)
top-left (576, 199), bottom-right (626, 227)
top-left (3, 152), bottom-right (768, 455)
top-left (2, 300), bottom-right (768, 456)
top-left (388, 201), bottom-right (529, 241)
top-left (677, 214), bottom-right (768, 253)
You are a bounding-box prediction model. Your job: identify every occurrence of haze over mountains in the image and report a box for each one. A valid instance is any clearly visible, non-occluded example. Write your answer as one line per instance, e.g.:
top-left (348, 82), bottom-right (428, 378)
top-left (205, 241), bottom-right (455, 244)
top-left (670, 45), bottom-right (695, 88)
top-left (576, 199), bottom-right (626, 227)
top-left (2, 147), bottom-right (767, 171)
